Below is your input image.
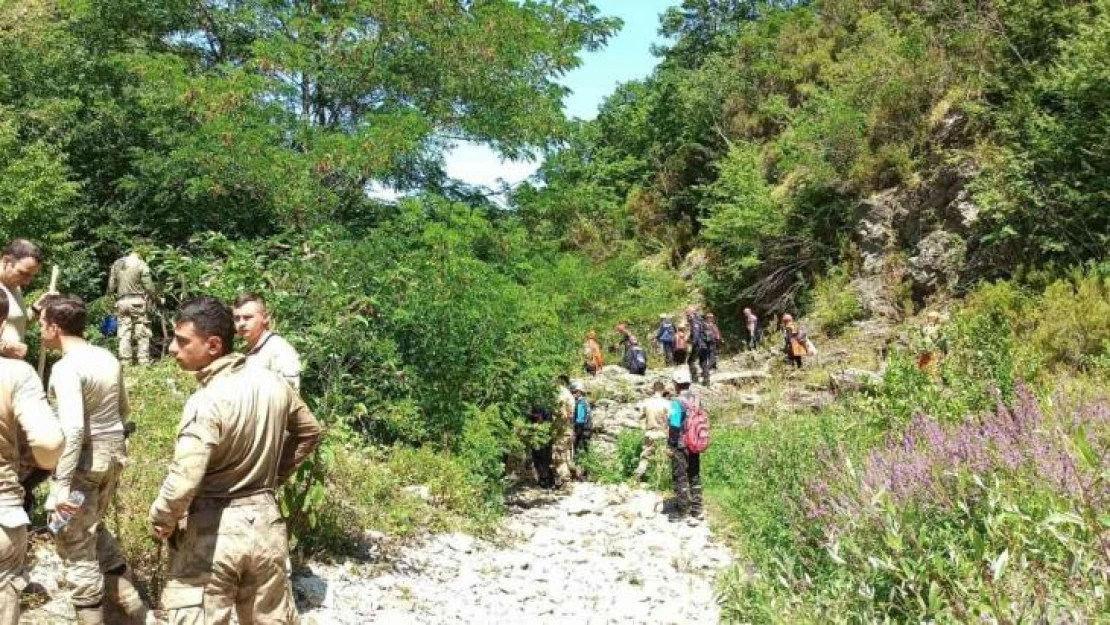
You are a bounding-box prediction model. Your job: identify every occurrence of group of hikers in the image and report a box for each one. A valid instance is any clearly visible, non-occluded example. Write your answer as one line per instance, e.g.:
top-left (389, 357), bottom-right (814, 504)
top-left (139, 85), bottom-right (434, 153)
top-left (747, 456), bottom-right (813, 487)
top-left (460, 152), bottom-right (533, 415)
top-left (1, 238), bottom-right (317, 625)
top-left (530, 302), bottom-right (822, 522)
top-left (583, 304), bottom-right (816, 382)
top-left (527, 368), bottom-right (709, 524)
top-left (585, 305), bottom-right (724, 387)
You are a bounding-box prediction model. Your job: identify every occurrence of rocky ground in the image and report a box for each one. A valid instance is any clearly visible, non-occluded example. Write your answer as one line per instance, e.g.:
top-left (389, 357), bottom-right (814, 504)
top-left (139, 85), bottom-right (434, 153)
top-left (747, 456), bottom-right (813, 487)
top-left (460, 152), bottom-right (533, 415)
top-left (20, 482), bottom-right (731, 624)
top-left (295, 482), bottom-right (731, 625)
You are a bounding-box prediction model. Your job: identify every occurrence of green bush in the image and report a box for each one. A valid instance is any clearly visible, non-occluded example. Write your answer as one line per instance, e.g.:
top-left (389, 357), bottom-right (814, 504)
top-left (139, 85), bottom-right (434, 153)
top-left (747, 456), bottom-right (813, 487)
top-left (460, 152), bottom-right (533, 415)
top-left (808, 264), bottom-right (865, 336)
top-left (1031, 271), bottom-right (1110, 369)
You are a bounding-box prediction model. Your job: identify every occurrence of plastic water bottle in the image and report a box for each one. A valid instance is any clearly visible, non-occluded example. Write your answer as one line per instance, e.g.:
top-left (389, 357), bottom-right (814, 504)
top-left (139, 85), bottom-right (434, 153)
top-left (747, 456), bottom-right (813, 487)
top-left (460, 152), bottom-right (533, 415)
top-left (48, 491), bottom-right (86, 534)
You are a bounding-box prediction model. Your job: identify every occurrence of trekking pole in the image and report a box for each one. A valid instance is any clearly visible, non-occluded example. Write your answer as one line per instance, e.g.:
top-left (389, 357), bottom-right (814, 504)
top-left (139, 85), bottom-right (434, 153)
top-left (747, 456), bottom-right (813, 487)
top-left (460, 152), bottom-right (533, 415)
top-left (36, 266), bottom-right (60, 379)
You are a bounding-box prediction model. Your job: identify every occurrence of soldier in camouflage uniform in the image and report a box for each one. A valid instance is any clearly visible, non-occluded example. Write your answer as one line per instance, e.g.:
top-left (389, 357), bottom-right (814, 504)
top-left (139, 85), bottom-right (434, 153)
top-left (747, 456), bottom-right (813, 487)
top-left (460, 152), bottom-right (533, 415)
top-left (150, 297), bottom-right (321, 625)
top-left (553, 376), bottom-right (575, 481)
top-left (41, 294), bottom-right (149, 624)
top-left (0, 289), bottom-right (63, 625)
top-left (107, 249), bottom-right (155, 366)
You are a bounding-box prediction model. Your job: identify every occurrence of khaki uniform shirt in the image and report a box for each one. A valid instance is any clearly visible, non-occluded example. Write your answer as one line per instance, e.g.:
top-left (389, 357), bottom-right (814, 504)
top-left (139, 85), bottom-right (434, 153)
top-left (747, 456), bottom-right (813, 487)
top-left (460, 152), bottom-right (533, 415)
top-left (48, 344), bottom-right (127, 495)
top-left (641, 394), bottom-right (671, 441)
top-left (0, 358), bottom-right (63, 526)
top-left (149, 354), bottom-right (321, 529)
top-left (0, 283), bottom-right (28, 351)
top-left (107, 253), bottom-right (154, 297)
top-left (245, 332), bottom-right (302, 391)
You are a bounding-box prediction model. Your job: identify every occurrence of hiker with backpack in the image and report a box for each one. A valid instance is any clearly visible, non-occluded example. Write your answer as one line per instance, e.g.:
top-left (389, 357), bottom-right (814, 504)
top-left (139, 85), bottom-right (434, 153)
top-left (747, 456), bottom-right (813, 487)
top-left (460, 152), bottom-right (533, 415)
top-left (705, 312), bottom-right (722, 370)
top-left (615, 323), bottom-right (647, 375)
top-left (782, 313), bottom-right (808, 369)
top-left (655, 314), bottom-right (677, 365)
top-left (668, 369), bottom-right (708, 523)
top-left (685, 306), bottom-right (711, 386)
top-left (569, 382), bottom-right (592, 480)
top-left (582, 331), bottom-right (603, 377)
top-left (673, 322), bottom-right (690, 367)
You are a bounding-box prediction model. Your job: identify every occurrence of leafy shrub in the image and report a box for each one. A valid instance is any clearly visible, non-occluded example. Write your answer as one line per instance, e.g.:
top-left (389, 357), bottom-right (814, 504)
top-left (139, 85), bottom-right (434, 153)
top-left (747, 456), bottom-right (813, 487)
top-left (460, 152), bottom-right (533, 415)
top-left (1030, 271), bottom-right (1110, 368)
top-left (809, 264), bottom-right (865, 336)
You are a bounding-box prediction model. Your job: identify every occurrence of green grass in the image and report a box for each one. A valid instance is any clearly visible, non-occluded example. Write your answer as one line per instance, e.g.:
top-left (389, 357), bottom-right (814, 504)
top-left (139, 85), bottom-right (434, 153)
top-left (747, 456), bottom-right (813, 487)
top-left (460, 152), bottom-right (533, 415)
top-left (94, 361), bottom-right (503, 584)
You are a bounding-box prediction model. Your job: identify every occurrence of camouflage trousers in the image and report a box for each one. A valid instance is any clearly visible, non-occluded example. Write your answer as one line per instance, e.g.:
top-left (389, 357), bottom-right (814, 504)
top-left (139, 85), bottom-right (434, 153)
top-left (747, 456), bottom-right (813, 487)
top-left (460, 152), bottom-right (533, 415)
top-left (161, 493), bottom-right (297, 625)
top-left (116, 296), bottom-right (151, 365)
top-left (634, 434), bottom-right (665, 481)
top-left (552, 423), bottom-right (574, 480)
top-left (54, 440), bottom-right (129, 610)
top-left (0, 520), bottom-right (27, 625)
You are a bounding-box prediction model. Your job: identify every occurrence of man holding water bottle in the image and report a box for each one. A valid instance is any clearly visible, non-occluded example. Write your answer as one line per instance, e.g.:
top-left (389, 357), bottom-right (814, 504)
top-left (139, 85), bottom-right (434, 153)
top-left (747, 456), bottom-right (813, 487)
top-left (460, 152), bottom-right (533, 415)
top-left (0, 288), bottom-right (63, 625)
top-left (41, 294), bottom-right (149, 625)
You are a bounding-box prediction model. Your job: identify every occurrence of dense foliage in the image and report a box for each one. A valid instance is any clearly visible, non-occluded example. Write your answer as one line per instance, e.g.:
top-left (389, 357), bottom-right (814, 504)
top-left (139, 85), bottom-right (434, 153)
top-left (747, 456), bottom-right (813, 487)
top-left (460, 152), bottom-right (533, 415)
top-left (517, 0), bottom-right (1109, 315)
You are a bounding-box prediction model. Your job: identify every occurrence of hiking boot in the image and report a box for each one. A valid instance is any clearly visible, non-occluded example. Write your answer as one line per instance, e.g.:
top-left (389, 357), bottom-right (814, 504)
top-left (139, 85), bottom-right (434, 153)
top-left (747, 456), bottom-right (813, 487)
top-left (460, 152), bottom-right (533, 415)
top-left (667, 506), bottom-right (688, 523)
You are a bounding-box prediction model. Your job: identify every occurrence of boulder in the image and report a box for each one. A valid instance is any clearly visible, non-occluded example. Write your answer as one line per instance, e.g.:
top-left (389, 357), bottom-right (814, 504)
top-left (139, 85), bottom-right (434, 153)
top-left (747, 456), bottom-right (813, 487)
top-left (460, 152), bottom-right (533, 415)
top-left (829, 368), bottom-right (883, 394)
top-left (909, 229), bottom-right (966, 295)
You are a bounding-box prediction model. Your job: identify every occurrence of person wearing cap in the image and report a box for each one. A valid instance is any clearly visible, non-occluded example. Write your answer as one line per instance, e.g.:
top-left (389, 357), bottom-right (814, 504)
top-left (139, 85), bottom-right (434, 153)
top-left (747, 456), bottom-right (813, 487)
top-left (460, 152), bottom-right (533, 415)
top-left (782, 313), bottom-right (807, 369)
top-left (570, 382), bottom-right (591, 477)
top-left (634, 380), bottom-right (671, 482)
top-left (667, 369), bottom-right (703, 522)
top-left (655, 315), bottom-right (676, 366)
top-left (582, 331), bottom-right (603, 377)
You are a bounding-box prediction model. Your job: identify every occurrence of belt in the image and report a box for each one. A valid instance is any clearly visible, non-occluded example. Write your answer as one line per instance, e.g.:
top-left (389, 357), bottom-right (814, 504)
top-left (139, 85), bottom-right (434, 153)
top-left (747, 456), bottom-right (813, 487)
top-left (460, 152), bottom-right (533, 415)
top-left (190, 490), bottom-right (276, 511)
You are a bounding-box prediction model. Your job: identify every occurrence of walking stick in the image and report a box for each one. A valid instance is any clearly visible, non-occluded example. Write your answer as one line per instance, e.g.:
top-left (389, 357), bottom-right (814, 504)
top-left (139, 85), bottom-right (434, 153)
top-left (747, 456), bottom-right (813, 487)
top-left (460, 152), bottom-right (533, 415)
top-left (36, 265), bottom-right (60, 379)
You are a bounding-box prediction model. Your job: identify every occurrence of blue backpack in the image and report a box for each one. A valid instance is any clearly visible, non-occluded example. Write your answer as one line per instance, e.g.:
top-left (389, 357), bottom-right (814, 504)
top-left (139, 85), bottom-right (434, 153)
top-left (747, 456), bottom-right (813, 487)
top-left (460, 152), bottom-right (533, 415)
top-left (658, 322), bottom-right (675, 343)
top-left (100, 315), bottom-right (118, 338)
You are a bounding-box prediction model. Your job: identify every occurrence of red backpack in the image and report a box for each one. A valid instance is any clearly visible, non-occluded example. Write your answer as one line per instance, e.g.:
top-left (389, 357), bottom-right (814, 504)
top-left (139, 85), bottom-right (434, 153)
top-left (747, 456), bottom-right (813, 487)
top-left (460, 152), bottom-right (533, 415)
top-left (680, 395), bottom-right (710, 454)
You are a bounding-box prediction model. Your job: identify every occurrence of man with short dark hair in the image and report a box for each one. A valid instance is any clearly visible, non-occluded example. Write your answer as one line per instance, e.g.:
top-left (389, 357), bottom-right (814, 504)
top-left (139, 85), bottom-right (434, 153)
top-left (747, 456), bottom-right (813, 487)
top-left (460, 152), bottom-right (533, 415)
top-left (233, 292), bottom-right (302, 390)
top-left (40, 294), bottom-right (148, 624)
top-left (0, 288), bottom-right (63, 625)
top-left (107, 248), bottom-right (155, 366)
top-left (150, 297), bottom-right (321, 624)
top-left (0, 239), bottom-right (45, 360)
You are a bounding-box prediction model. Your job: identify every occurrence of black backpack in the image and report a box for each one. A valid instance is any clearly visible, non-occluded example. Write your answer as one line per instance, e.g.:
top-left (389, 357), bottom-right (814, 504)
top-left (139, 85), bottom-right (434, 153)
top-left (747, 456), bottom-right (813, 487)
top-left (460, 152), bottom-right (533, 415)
top-left (631, 345), bottom-right (647, 373)
top-left (690, 315), bottom-right (709, 350)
